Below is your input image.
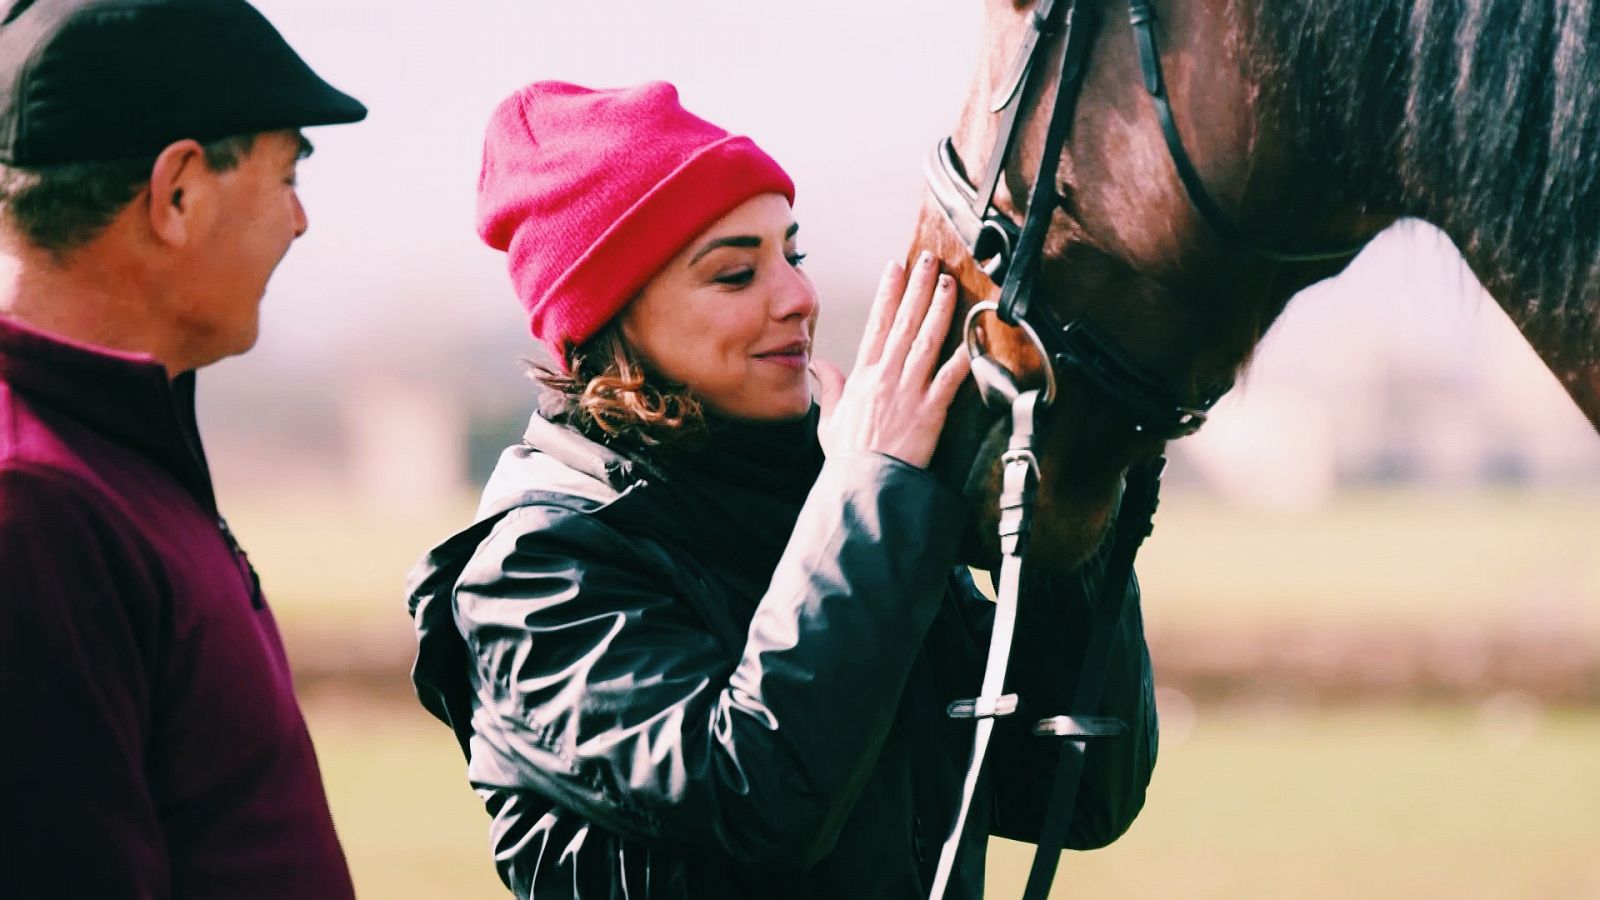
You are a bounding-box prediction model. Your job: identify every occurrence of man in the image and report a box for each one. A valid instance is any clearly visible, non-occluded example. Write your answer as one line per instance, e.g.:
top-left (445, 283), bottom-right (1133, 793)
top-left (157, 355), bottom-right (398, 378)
top-left (0, 1), bottom-right (366, 896)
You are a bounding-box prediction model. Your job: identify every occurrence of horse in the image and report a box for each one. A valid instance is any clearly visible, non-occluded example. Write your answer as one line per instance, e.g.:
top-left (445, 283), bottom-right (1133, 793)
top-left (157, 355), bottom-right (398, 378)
top-left (917, 0), bottom-right (1600, 570)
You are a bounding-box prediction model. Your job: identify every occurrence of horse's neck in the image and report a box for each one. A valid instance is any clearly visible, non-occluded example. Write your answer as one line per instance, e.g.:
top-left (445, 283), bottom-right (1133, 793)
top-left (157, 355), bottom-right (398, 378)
top-left (1254, 0), bottom-right (1600, 432)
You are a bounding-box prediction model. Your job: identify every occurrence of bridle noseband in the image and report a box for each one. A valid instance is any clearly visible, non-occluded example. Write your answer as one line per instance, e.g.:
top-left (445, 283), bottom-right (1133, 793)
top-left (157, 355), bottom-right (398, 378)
top-left (925, 0), bottom-right (1363, 438)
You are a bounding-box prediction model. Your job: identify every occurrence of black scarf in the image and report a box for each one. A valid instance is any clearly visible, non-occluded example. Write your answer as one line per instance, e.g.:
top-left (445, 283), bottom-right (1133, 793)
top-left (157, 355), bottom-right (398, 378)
top-left (644, 406), bottom-right (825, 600)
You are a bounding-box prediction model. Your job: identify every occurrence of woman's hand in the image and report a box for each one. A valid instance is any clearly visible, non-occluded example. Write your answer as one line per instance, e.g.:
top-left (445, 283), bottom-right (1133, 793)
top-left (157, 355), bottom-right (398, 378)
top-left (811, 252), bottom-right (972, 469)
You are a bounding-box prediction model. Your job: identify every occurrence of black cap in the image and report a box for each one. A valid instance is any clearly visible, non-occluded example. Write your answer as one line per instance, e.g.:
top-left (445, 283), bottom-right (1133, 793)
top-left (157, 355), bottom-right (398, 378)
top-left (0, 0), bottom-right (367, 166)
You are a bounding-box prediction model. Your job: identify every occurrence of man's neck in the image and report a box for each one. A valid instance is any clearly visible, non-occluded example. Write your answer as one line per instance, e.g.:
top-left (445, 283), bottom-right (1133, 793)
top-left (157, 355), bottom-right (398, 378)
top-left (0, 242), bottom-right (180, 377)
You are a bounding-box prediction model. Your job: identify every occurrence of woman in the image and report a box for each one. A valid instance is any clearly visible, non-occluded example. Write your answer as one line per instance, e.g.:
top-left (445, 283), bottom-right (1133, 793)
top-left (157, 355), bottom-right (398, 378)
top-left (407, 81), bottom-right (1156, 899)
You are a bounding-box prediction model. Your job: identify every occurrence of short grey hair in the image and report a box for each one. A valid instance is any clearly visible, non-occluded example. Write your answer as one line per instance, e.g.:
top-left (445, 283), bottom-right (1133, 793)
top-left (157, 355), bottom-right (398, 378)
top-left (0, 133), bottom-right (259, 258)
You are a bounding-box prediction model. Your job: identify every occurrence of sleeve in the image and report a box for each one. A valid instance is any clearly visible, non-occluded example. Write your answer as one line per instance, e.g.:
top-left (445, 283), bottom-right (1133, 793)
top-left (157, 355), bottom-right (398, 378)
top-left (453, 452), bottom-right (966, 869)
top-left (0, 467), bottom-right (169, 898)
top-left (972, 564), bottom-right (1159, 850)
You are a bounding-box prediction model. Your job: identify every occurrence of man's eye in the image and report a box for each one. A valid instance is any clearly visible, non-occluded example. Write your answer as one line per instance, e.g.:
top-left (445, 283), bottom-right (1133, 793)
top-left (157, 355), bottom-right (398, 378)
top-left (786, 251), bottom-right (808, 267)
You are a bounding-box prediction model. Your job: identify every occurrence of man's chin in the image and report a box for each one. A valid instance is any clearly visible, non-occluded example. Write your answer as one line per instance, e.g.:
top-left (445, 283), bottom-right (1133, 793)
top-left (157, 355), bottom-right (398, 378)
top-left (192, 325), bottom-right (261, 370)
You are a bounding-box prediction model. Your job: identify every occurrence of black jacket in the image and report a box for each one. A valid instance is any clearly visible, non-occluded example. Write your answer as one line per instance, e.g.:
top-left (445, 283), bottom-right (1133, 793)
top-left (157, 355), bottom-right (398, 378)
top-left (407, 414), bottom-right (1157, 899)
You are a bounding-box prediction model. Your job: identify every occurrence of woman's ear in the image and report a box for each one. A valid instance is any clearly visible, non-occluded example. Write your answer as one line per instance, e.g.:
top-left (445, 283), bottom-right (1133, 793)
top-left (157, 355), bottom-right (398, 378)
top-left (145, 139), bottom-right (212, 248)
top-left (616, 293), bottom-right (647, 353)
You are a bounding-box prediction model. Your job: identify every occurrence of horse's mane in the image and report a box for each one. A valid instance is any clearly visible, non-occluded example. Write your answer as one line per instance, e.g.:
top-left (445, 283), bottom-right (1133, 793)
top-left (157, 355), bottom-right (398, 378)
top-left (1253, 0), bottom-right (1600, 341)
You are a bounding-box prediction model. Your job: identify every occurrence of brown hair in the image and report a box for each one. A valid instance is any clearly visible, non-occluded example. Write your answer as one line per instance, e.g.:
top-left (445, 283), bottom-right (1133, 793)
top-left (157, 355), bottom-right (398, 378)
top-left (533, 319), bottom-right (707, 452)
top-left (0, 133), bottom-right (259, 258)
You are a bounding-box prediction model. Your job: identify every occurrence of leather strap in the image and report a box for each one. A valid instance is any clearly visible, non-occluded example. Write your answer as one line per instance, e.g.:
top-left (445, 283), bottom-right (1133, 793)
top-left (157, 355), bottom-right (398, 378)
top-left (1020, 456), bottom-right (1165, 900)
top-left (996, 1), bottom-right (1098, 326)
top-left (973, 0), bottom-right (1063, 223)
top-left (927, 391), bottom-right (1045, 900)
top-left (924, 139), bottom-right (991, 253)
top-left (1128, 0), bottom-right (1363, 263)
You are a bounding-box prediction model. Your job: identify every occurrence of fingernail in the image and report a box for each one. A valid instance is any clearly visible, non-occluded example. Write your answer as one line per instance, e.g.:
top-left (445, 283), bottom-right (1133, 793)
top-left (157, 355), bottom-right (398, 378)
top-left (938, 274), bottom-right (952, 289)
top-left (919, 251), bottom-right (935, 268)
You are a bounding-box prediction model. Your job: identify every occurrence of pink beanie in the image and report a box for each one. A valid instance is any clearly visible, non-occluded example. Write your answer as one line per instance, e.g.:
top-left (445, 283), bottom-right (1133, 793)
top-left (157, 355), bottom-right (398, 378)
top-left (476, 81), bottom-right (796, 363)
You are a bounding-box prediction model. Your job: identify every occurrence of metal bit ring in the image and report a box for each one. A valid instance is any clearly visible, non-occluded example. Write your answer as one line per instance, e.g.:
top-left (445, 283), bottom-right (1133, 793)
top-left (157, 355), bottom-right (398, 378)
top-left (963, 300), bottom-right (1058, 408)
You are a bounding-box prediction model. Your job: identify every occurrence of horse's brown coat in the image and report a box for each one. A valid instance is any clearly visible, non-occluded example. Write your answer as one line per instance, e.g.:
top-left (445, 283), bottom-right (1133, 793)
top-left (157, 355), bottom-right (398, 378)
top-left (918, 0), bottom-right (1598, 569)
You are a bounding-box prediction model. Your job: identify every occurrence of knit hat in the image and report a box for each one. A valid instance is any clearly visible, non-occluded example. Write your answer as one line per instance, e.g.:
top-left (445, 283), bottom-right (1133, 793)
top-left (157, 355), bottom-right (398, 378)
top-left (476, 80), bottom-right (795, 363)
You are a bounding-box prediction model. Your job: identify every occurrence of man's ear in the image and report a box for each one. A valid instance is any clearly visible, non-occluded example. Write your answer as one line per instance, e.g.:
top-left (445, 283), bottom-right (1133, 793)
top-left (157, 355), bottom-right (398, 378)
top-left (146, 139), bottom-right (212, 248)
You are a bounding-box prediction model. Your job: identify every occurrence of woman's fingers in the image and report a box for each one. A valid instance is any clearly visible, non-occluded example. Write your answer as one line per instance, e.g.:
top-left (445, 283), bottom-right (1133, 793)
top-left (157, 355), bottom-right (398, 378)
top-left (818, 251), bottom-right (972, 469)
top-left (855, 260), bottom-right (907, 369)
top-left (901, 273), bottom-right (959, 387)
top-left (926, 345), bottom-right (973, 414)
top-left (809, 358), bottom-right (846, 423)
top-left (879, 251), bottom-right (941, 367)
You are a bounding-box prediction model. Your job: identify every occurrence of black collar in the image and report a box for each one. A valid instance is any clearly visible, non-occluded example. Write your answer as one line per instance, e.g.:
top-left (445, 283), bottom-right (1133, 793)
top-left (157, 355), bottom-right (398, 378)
top-left (0, 314), bottom-right (216, 509)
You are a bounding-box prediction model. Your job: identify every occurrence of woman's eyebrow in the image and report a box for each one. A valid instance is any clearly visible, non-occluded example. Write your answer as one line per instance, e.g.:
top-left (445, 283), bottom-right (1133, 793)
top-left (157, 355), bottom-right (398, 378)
top-left (689, 235), bottom-right (760, 266)
top-left (688, 223), bottom-right (801, 266)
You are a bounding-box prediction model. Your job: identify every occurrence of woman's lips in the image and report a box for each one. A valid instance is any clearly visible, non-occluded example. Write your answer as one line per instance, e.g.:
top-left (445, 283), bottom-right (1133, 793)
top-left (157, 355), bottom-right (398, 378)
top-left (754, 343), bottom-right (810, 369)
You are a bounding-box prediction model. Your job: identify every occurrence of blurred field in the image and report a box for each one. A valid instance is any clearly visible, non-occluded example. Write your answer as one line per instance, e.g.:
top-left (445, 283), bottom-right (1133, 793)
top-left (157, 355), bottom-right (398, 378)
top-left (248, 485), bottom-right (1599, 896)
top-left (1135, 487), bottom-right (1600, 640)
top-left (233, 486), bottom-right (1600, 641)
top-left (307, 691), bottom-right (1600, 899)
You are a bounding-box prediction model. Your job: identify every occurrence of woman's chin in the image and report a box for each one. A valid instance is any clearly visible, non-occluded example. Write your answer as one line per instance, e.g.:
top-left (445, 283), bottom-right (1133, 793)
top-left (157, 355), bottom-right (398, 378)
top-left (711, 390), bottom-right (814, 423)
top-left (765, 396), bottom-right (816, 422)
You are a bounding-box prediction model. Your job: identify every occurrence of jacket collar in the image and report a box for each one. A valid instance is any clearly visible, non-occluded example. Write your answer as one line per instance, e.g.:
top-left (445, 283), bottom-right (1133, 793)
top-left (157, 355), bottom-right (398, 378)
top-left (521, 410), bottom-right (662, 492)
top-left (0, 314), bottom-right (216, 509)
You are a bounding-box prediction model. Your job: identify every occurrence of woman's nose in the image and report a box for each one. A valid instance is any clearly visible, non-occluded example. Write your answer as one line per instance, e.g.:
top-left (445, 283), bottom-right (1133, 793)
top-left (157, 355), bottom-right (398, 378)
top-left (771, 265), bottom-right (818, 321)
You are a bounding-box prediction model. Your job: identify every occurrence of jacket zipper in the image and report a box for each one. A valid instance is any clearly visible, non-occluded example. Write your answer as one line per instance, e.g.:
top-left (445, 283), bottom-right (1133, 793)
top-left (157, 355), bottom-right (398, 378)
top-left (216, 516), bottom-right (265, 610)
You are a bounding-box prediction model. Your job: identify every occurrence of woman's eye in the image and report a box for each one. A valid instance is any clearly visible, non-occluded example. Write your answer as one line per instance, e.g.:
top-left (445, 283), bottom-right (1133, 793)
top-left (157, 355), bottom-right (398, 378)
top-left (786, 251), bottom-right (808, 267)
top-left (713, 268), bottom-right (755, 287)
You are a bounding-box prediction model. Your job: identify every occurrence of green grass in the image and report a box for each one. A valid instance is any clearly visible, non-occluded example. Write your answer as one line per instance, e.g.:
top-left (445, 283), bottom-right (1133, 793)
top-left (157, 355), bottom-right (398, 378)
top-left (1133, 487), bottom-right (1600, 639)
top-left (307, 694), bottom-right (1600, 899)
top-left (991, 703), bottom-right (1600, 898)
top-left (260, 487), bottom-right (1600, 894)
top-left (307, 689), bottom-right (507, 899)
top-left (227, 494), bottom-right (480, 632)
top-left (232, 487), bottom-right (1600, 641)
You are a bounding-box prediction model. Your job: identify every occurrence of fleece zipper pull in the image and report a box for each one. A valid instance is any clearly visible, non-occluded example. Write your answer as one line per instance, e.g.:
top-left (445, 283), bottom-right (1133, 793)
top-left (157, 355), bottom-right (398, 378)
top-left (216, 516), bottom-right (265, 610)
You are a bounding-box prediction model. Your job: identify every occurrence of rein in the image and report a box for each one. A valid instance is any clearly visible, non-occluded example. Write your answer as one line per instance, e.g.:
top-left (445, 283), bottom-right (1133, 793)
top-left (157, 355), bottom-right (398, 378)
top-left (921, 0), bottom-right (1360, 896)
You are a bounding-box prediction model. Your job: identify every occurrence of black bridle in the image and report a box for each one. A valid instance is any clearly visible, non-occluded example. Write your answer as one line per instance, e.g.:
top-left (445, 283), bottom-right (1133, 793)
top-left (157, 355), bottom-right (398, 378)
top-left (926, 0), bottom-right (1363, 440)
top-left (923, 2), bottom-right (1362, 899)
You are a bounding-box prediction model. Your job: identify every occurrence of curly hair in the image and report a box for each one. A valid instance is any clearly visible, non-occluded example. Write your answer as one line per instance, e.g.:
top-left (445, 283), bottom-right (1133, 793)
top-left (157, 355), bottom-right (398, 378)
top-left (533, 319), bottom-right (707, 452)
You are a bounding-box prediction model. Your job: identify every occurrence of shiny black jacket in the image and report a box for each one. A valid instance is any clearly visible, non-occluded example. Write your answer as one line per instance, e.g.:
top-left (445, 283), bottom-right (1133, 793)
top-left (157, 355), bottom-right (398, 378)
top-left (407, 415), bottom-right (1157, 899)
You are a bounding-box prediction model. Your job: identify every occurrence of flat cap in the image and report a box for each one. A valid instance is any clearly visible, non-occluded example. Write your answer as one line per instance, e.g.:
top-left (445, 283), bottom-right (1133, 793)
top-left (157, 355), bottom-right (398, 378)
top-left (0, 0), bottom-right (367, 166)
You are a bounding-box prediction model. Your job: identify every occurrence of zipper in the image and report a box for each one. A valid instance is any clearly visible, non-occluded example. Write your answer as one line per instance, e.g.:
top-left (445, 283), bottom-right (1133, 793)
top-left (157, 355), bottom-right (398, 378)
top-left (161, 378), bottom-right (254, 607)
top-left (216, 515), bottom-right (265, 610)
